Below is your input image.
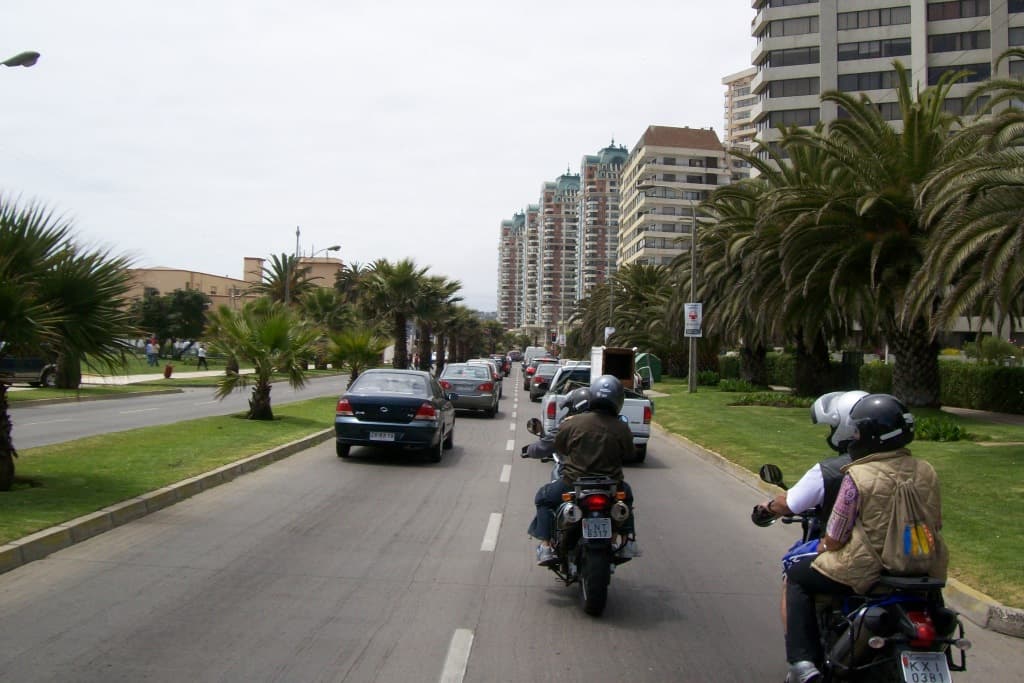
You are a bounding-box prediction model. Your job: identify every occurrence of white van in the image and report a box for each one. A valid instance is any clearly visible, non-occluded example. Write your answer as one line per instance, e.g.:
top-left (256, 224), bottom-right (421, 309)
top-left (522, 346), bottom-right (549, 369)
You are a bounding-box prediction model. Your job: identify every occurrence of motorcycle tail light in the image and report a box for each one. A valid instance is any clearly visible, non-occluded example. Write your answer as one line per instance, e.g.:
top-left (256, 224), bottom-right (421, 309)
top-left (546, 401), bottom-right (556, 419)
top-left (581, 494), bottom-right (611, 511)
top-left (907, 610), bottom-right (937, 648)
top-left (439, 380), bottom-right (452, 390)
top-left (336, 398), bottom-right (354, 416)
top-left (414, 402), bottom-right (437, 420)
top-left (643, 405), bottom-right (652, 424)
top-left (478, 382), bottom-right (494, 392)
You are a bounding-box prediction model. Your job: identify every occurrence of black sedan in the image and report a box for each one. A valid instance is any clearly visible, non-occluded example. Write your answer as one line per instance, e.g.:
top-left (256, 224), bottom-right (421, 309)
top-left (334, 369), bottom-right (457, 463)
top-left (528, 362), bottom-right (560, 402)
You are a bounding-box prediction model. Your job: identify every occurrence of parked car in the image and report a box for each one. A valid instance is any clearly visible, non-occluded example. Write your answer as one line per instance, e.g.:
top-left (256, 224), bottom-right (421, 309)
top-left (528, 362), bottom-right (560, 402)
top-left (0, 356), bottom-right (58, 387)
top-left (522, 356), bottom-right (558, 390)
top-left (334, 369), bottom-right (456, 463)
top-left (467, 358), bottom-right (503, 399)
top-left (438, 363), bottom-right (499, 418)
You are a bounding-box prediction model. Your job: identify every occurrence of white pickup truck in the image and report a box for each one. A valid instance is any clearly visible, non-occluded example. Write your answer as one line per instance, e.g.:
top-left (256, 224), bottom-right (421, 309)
top-left (540, 355), bottom-right (653, 462)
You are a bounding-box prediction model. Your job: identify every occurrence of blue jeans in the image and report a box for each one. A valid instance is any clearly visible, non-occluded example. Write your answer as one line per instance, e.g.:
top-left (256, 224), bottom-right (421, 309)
top-left (529, 479), bottom-right (634, 541)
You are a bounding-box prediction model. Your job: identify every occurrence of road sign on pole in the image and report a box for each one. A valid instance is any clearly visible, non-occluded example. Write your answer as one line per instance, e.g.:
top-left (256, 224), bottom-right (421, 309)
top-left (684, 303), bottom-right (702, 338)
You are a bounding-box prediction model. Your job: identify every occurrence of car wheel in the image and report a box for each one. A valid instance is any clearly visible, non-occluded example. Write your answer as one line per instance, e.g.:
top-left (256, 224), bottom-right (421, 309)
top-left (634, 444), bottom-right (647, 463)
top-left (443, 425), bottom-right (454, 450)
top-left (41, 370), bottom-right (57, 388)
top-left (336, 442), bottom-right (351, 458)
top-left (487, 405), bottom-right (497, 418)
top-left (425, 435), bottom-right (443, 463)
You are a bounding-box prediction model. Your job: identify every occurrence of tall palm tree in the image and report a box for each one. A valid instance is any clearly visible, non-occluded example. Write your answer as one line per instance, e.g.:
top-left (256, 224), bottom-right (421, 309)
top-left (413, 276), bottom-right (462, 372)
top-left (206, 300), bottom-right (320, 420)
top-left (248, 253), bottom-right (319, 305)
top-left (0, 197), bottom-right (138, 490)
top-left (334, 261), bottom-right (368, 305)
top-left (359, 258), bottom-right (429, 369)
top-left (326, 328), bottom-right (388, 382)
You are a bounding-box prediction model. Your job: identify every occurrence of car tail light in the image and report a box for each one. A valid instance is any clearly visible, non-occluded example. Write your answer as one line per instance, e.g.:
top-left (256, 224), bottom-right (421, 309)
top-left (546, 401), bottom-right (556, 419)
top-left (907, 610), bottom-right (937, 648)
top-left (439, 380), bottom-right (452, 390)
top-left (414, 402), bottom-right (437, 420)
top-left (336, 398), bottom-right (354, 416)
top-left (478, 382), bottom-right (494, 392)
top-left (581, 493), bottom-right (611, 512)
top-left (643, 405), bottom-right (652, 424)
top-left (533, 375), bottom-right (543, 384)
top-left (526, 367), bottom-right (536, 376)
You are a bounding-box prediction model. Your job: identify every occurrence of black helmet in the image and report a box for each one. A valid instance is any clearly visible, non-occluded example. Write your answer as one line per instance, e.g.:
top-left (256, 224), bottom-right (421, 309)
top-left (589, 374), bottom-right (624, 415)
top-left (845, 394), bottom-right (915, 460)
top-left (565, 387), bottom-right (592, 415)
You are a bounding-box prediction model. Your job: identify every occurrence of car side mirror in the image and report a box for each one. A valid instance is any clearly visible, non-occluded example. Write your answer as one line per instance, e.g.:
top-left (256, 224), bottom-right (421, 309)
top-left (526, 417), bottom-right (543, 436)
top-left (759, 464), bottom-right (786, 489)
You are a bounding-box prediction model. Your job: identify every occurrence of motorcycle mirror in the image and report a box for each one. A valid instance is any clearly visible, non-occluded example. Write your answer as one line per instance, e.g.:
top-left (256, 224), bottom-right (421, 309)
top-left (759, 464), bottom-right (787, 489)
top-left (526, 417), bottom-right (543, 436)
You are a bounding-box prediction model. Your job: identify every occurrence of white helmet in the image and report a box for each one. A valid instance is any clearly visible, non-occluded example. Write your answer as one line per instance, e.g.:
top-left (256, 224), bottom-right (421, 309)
top-left (810, 390), bottom-right (868, 453)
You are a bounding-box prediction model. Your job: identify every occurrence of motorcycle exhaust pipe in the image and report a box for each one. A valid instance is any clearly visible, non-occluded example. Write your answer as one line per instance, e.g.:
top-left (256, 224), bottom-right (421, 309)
top-left (611, 500), bottom-right (630, 522)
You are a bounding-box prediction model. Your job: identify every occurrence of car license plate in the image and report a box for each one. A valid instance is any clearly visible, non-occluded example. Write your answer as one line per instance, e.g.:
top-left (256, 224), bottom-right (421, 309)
top-left (899, 651), bottom-right (951, 682)
top-left (582, 517), bottom-right (612, 539)
top-left (369, 431), bottom-right (395, 442)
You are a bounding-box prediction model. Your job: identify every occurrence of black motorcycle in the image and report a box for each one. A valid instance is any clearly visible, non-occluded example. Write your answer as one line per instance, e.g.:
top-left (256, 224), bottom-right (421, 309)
top-left (753, 464), bottom-right (971, 682)
top-left (523, 417), bottom-right (633, 616)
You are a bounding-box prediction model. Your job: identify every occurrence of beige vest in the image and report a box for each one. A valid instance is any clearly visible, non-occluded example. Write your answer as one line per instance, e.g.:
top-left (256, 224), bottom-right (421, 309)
top-left (813, 448), bottom-right (948, 593)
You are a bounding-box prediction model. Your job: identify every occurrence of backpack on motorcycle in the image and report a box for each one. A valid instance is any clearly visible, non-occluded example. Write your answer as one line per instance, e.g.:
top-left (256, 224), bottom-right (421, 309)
top-left (880, 477), bottom-right (943, 575)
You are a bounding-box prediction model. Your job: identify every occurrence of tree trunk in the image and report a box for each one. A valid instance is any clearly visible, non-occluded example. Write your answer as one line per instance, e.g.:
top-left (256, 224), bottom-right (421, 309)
top-left (56, 351), bottom-right (82, 390)
top-left (794, 332), bottom-right (831, 397)
top-left (248, 383), bottom-right (274, 420)
top-left (740, 343), bottom-right (769, 386)
top-left (0, 384), bottom-right (15, 491)
top-left (393, 313), bottom-right (408, 369)
top-left (417, 323), bottom-right (433, 372)
top-left (435, 333), bottom-right (448, 375)
top-left (887, 319), bottom-right (941, 408)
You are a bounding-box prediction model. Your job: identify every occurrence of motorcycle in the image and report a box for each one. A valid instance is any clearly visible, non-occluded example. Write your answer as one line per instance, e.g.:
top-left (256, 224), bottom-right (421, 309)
top-left (753, 464), bottom-right (971, 682)
top-left (522, 417), bottom-right (634, 616)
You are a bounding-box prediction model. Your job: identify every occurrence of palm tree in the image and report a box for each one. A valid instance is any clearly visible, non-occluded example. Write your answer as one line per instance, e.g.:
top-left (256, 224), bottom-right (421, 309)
top-left (413, 276), bottom-right (462, 372)
top-left (326, 328), bottom-right (388, 382)
top-left (333, 261), bottom-right (368, 305)
top-left (206, 300), bottom-right (320, 420)
top-left (248, 253), bottom-right (320, 305)
top-left (359, 258), bottom-right (429, 369)
top-left (0, 197), bottom-right (138, 490)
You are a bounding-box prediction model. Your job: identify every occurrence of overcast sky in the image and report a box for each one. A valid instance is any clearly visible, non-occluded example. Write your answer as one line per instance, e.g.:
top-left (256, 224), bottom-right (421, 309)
top-left (2, 1), bottom-right (755, 311)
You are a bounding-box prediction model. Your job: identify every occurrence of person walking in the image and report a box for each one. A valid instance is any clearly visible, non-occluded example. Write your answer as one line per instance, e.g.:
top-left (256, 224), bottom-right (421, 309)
top-left (196, 343), bottom-right (209, 370)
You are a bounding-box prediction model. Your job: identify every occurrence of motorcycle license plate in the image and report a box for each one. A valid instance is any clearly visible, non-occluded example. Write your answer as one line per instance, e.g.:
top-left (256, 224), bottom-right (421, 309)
top-left (899, 651), bottom-right (951, 682)
top-left (582, 517), bottom-right (612, 539)
top-left (369, 431), bottom-right (395, 442)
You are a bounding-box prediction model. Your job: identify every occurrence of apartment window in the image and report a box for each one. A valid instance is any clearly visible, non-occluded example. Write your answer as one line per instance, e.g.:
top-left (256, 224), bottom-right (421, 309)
top-left (928, 62), bottom-right (991, 85)
top-left (736, 96), bottom-right (759, 108)
top-left (838, 37), bottom-right (911, 61)
top-left (768, 46), bottom-right (820, 67)
top-left (1010, 27), bottom-right (1024, 46)
top-left (688, 158), bottom-right (705, 167)
top-left (766, 0), bottom-right (818, 6)
top-left (662, 173), bottom-right (676, 181)
top-left (661, 157), bottom-right (677, 165)
top-left (927, 0), bottom-right (990, 21)
top-left (943, 95), bottom-right (990, 115)
top-left (1012, 60), bottom-right (1024, 76)
top-left (686, 175), bottom-right (704, 184)
top-left (928, 30), bottom-right (990, 53)
top-left (838, 70), bottom-right (899, 91)
top-left (769, 15), bottom-right (819, 37)
top-left (735, 86), bottom-right (751, 96)
top-left (838, 6), bottom-right (911, 30)
top-left (767, 76), bottom-right (820, 97)
top-left (767, 107), bottom-right (820, 127)
top-left (1011, 0), bottom-right (1024, 12)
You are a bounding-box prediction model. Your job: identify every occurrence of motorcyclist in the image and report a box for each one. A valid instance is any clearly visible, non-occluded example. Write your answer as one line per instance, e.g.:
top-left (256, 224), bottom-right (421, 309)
top-left (753, 390), bottom-right (867, 528)
top-left (529, 375), bottom-right (637, 566)
top-left (781, 394), bottom-right (947, 683)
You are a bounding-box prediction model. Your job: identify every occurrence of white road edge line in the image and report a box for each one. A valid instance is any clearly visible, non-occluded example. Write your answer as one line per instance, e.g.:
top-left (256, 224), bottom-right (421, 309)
top-left (119, 408), bottom-right (160, 414)
top-left (480, 512), bottom-right (502, 552)
top-left (499, 464), bottom-right (511, 483)
top-left (505, 439), bottom-right (514, 451)
top-left (439, 628), bottom-right (474, 683)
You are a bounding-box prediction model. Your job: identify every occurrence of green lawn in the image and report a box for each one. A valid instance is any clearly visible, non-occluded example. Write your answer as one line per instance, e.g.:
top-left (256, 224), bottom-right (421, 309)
top-left (651, 378), bottom-right (1024, 608)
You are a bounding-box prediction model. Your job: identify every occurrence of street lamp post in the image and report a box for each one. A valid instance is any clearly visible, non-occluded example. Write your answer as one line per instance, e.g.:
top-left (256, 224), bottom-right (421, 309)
top-left (2, 51), bottom-right (40, 68)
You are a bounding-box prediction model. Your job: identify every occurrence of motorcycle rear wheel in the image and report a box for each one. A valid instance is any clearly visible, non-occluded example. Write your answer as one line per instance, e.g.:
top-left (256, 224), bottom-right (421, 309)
top-left (580, 547), bottom-right (611, 616)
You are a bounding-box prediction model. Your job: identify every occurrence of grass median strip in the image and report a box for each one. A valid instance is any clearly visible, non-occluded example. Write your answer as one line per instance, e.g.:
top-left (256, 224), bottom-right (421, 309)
top-left (0, 396), bottom-right (338, 544)
top-left (651, 378), bottom-right (1023, 609)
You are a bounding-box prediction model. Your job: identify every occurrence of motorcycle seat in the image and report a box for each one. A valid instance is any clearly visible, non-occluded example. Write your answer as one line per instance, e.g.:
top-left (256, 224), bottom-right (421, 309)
top-left (875, 575), bottom-right (946, 591)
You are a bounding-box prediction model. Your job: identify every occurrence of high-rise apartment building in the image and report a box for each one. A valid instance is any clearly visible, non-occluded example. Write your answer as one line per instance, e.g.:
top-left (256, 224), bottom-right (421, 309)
top-left (577, 142), bottom-right (628, 300)
top-left (722, 66), bottom-right (758, 181)
top-left (538, 173), bottom-right (580, 337)
top-left (750, 0), bottom-right (1020, 148)
top-left (618, 126), bottom-right (729, 268)
top-left (497, 213), bottom-right (524, 329)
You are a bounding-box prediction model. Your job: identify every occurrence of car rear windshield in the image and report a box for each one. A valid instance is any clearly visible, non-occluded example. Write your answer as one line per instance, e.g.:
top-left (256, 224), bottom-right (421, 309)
top-left (350, 373), bottom-right (427, 395)
top-left (442, 365), bottom-right (490, 380)
top-left (536, 364), bottom-right (559, 377)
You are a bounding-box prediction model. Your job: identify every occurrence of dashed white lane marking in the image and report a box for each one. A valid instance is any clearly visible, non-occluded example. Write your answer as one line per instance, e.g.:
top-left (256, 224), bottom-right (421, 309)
top-left (511, 411), bottom-right (517, 419)
top-left (509, 422), bottom-right (515, 431)
top-left (500, 464), bottom-right (511, 483)
top-left (439, 628), bottom-right (474, 683)
top-left (480, 513), bottom-right (502, 551)
top-left (505, 439), bottom-right (514, 451)
top-left (119, 407), bottom-right (159, 414)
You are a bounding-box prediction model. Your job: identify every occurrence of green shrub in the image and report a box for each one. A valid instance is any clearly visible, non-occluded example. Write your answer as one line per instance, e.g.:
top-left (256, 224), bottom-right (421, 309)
top-left (698, 370), bottom-right (720, 386)
top-left (719, 355), bottom-right (741, 380)
top-left (940, 362), bottom-right (1024, 414)
top-left (859, 361), bottom-right (892, 394)
top-left (963, 336), bottom-right (1022, 365)
top-left (727, 391), bottom-right (813, 408)
top-left (719, 378), bottom-right (755, 392)
top-left (915, 416), bottom-right (968, 442)
top-left (766, 352), bottom-right (796, 387)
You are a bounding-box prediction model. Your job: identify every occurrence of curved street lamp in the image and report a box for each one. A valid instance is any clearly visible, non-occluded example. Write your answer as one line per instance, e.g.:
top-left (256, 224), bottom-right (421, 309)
top-left (2, 51), bottom-right (40, 68)
top-left (311, 245), bottom-right (341, 258)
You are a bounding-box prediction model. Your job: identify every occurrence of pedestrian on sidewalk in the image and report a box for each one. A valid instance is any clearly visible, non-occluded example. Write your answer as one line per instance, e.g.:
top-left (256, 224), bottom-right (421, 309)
top-left (196, 343), bottom-right (209, 370)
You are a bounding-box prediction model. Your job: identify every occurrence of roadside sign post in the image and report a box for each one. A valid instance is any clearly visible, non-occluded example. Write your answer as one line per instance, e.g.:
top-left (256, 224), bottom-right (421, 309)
top-left (684, 302), bottom-right (702, 393)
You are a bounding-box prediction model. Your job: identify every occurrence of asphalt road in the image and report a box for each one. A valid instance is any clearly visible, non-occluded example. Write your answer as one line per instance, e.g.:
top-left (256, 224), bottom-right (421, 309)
top-left (9, 374), bottom-right (352, 449)
top-left (0, 374), bottom-right (1019, 682)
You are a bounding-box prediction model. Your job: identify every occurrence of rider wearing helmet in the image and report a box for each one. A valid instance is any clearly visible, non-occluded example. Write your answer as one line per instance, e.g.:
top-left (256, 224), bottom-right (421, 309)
top-left (754, 390), bottom-right (867, 528)
top-left (781, 394), bottom-right (947, 683)
top-left (530, 375), bottom-right (637, 565)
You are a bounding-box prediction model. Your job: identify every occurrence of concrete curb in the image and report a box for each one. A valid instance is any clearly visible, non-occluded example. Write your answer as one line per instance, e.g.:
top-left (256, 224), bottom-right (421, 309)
top-left (9, 388), bottom-right (184, 408)
top-left (651, 422), bottom-right (1024, 639)
top-left (0, 429), bottom-right (335, 577)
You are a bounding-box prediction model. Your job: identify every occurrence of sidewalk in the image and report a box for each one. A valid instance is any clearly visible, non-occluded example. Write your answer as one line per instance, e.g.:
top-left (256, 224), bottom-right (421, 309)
top-left (80, 369), bottom-right (252, 385)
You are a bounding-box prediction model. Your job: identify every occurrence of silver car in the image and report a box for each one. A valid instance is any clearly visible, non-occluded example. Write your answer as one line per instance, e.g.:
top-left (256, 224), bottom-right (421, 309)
top-left (439, 363), bottom-right (500, 418)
